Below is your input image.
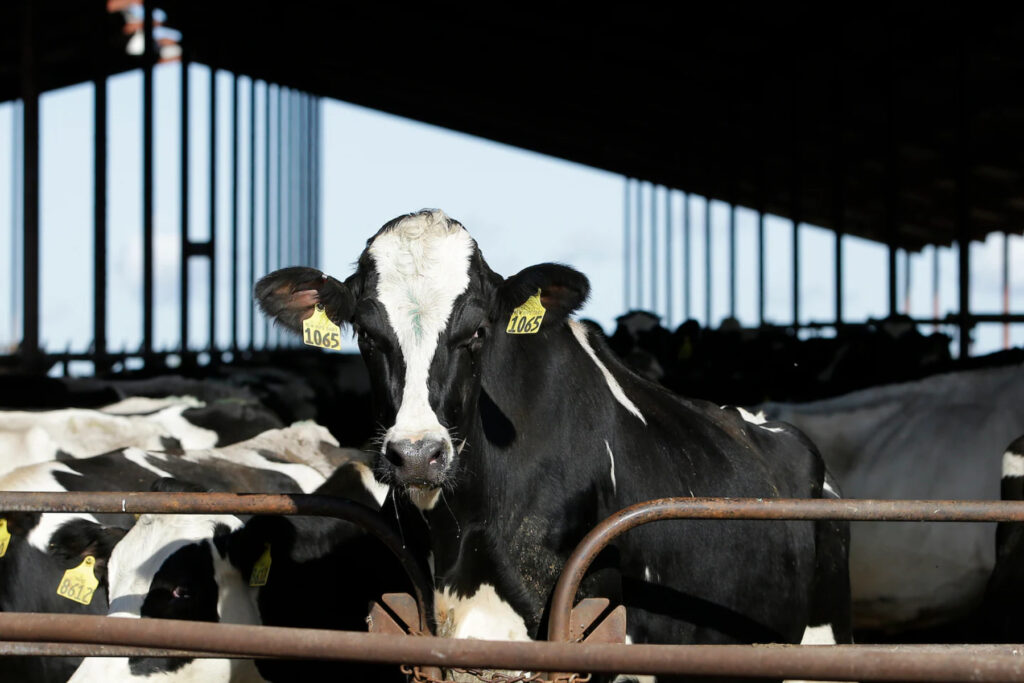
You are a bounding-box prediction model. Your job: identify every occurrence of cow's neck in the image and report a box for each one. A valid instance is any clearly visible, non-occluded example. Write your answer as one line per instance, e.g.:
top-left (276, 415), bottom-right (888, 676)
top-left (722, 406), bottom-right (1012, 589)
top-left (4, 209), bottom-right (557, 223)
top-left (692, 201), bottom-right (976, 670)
top-left (426, 320), bottom-right (625, 637)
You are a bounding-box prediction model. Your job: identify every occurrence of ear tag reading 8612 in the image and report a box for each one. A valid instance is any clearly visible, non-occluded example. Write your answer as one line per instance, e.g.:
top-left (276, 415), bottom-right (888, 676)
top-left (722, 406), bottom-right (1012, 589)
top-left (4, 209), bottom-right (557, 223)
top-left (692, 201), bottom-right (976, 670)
top-left (506, 289), bottom-right (546, 335)
top-left (57, 556), bottom-right (99, 605)
top-left (302, 304), bottom-right (342, 351)
top-left (0, 519), bottom-right (10, 558)
top-left (250, 543), bottom-right (272, 587)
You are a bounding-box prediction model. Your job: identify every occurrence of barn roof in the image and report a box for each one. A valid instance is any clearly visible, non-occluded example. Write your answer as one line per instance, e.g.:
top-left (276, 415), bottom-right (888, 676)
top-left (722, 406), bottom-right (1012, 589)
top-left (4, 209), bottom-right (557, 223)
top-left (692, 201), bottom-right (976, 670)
top-left (3, 2), bottom-right (1022, 251)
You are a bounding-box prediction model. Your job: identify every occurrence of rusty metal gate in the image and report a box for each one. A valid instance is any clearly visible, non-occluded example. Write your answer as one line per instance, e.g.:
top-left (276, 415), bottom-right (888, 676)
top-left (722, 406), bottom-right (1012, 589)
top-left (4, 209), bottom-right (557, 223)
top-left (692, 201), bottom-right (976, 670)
top-left (2, 492), bottom-right (1024, 681)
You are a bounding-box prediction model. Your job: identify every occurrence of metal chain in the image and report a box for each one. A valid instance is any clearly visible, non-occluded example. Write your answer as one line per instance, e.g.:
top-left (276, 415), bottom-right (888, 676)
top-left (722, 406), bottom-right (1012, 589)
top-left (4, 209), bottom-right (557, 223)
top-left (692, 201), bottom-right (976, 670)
top-left (401, 664), bottom-right (592, 683)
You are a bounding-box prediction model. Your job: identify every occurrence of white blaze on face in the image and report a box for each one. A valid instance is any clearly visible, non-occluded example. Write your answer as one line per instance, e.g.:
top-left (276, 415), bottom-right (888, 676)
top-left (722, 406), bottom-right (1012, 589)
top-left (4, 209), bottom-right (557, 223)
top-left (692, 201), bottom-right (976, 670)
top-left (368, 210), bottom-right (475, 457)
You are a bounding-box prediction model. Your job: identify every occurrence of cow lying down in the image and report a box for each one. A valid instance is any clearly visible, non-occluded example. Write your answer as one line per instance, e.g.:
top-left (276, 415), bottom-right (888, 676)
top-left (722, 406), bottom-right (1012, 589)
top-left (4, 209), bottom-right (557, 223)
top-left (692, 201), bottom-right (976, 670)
top-left (0, 394), bottom-right (287, 478)
top-left (0, 422), bottom-right (353, 682)
top-left (67, 461), bottom-right (409, 683)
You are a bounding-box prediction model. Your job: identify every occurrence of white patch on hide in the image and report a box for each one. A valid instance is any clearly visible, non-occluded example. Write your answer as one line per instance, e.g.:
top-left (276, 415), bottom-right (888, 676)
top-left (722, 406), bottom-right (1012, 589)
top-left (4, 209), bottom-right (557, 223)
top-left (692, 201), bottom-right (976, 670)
top-left (568, 321), bottom-right (646, 425)
top-left (435, 583), bottom-right (530, 641)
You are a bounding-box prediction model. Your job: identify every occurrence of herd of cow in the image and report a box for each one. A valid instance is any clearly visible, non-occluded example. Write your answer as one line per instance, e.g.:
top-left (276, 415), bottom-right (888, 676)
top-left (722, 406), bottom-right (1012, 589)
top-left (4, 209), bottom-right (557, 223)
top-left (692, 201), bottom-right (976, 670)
top-left (1, 209), bottom-right (1023, 683)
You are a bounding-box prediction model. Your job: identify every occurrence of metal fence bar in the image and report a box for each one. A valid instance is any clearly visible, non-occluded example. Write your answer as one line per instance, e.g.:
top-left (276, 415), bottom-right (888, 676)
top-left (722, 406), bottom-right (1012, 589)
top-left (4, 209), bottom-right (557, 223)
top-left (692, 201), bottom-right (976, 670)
top-left (2, 614), bottom-right (1023, 682)
top-left (547, 496), bottom-right (1024, 643)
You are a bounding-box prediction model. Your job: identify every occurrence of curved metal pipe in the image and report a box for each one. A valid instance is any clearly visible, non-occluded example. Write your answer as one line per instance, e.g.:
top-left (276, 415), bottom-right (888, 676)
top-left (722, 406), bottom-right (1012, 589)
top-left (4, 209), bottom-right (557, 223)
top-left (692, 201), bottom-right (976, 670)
top-left (547, 497), bottom-right (1024, 642)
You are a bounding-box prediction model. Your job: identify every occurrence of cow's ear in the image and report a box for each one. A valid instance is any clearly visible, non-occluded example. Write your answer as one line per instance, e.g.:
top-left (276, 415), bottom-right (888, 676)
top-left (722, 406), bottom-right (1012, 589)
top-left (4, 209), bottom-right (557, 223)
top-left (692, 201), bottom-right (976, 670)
top-left (47, 519), bottom-right (128, 585)
top-left (220, 515), bottom-right (297, 579)
top-left (495, 263), bottom-right (590, 329)
top-left (255, 267), bottom-right (355, 335)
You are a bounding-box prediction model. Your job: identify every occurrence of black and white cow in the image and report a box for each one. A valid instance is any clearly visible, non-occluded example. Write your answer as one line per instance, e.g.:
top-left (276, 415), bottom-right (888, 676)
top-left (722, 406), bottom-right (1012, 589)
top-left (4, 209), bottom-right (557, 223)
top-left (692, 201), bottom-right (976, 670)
top-left (760, 362), bottom-right (1024, 633)
top-left (256, 209), bottom-right (852, 666)
top-left (0, 422), bottom-right (338, 683)
top-left (0, 395), bottom-right (286, 477)
top-left (982, 435), bottom-right (1024, 642)
top-left (68, 459), bottom-right (411, 683)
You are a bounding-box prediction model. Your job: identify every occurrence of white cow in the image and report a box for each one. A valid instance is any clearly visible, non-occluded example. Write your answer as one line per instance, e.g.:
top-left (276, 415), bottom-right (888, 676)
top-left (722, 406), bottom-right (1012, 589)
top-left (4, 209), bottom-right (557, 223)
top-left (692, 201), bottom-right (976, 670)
top-left (760, 361), bottom-right (1024, 631)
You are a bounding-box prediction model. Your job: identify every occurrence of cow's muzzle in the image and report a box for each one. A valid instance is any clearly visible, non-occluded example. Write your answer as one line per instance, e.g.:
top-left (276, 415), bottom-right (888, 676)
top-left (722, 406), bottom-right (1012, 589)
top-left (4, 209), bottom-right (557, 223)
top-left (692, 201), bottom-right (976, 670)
top-left (383, 437), bottom-right (448, 488)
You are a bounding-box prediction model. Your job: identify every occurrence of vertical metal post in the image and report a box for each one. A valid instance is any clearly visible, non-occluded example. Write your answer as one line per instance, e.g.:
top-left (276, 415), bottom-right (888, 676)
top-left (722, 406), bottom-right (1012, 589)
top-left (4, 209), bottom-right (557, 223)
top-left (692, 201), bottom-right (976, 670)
top-left (624, 178), bottom-right (631, 310)
top-left (275, 87), bottom-right (284, 346)
top-left (264, 83), bottom-right (272, 346)
top-left (634, 181), bottom-right (643, 310)
top-left (208, 68), bottom-right (218, 352)
top-left (832, 50), bottom-right (845, 329)
top-left (903, 249), bottom-right (911, 315)
top-left (704, 199), bottom-right (711, 326)
top-left (792, 222), bottom-right (800, 327)
top-left (650, 185), bottom-right (658, 313)
top-left (956, 45), bottom-right (971, 359)
top-left (682, 193), bottom-right (690, 321)
top-left (231, 75), bottom-right (240, 351)
top-left (314, 96), bottom-right (322, 268)
top-left (728, 203), bottom-right (736, 320)
top-left (178, 56), bottom-right (188, 352)
top-left (791, 80), bottom-right (802, 328)
top-left (888, 245), bottom-right (898, 317)
top-left (248, 77), bottom-right (256, 350)
top-left (1004, 232), bottom-right (1011, 349)
top-left (932, 246), bottom-right (940, 332)
top-left (142, 2), bottom-right (154, 356)
top-left (758, 212), bottom-right (766, 326)
top-left (665, 188), bottom-right (673, 329)
top-left (93, 19), bottom-right (108, 368)
top-left (21, 0), bottom-right (40, 361)
top-left (180, 57), bottom-right (190, 352)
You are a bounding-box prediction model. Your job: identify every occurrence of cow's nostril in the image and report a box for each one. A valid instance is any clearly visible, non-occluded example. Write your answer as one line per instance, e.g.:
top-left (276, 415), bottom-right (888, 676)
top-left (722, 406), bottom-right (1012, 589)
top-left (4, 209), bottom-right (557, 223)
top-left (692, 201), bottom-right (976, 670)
top-left (384, 443), bottom-right (406, 468)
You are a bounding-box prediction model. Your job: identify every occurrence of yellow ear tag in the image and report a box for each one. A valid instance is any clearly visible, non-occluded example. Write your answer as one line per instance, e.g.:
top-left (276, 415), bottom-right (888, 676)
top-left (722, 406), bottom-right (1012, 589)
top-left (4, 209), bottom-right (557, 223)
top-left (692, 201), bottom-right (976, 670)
top-left (57, 556), bottom-right (99, 605)
top-left (506, 289), bottom-right (546, 335)
top-left (302, 305), bottom-right (342, 351)
top-left (250, 544), bottom-right (272, 587)
top-left (0, 519), bottom-right (10, 558)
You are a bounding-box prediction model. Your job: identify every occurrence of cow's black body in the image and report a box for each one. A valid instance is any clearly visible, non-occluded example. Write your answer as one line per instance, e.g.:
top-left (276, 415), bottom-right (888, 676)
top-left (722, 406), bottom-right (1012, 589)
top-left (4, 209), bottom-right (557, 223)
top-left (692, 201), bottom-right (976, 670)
top-left (256, 209), bottom-right (852, 680)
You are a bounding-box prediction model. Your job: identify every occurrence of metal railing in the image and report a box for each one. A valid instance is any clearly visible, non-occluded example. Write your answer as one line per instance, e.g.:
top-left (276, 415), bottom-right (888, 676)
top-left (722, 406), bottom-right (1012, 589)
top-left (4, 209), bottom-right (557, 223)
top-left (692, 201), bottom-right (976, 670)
top-left (3, 493), bottom-right (1024, 681)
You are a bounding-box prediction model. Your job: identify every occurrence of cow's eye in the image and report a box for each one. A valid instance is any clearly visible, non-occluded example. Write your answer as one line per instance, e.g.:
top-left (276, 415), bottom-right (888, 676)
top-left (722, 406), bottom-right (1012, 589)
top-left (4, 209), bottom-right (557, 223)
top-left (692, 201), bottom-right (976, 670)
top-left (171, 585), bottom-right (190, 600)
top-left (472, 326), bottom-right (486, 340)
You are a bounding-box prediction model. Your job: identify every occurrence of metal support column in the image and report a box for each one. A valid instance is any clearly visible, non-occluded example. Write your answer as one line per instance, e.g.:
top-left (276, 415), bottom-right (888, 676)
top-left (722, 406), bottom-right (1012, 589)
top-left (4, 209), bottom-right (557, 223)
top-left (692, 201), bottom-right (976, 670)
top-left (179, 58), bottom-right (190, 352)
top-left (93, 12), bottom-right (108, 370)
top-left (888, 245), bottom-right (898, 317)
top-left (634, 181), bottom-right (643, 310)
top-left (142, 3), bottom-right (155, 355)
top-left (231, 75), bottom-right (240, 351)
top-left (956, 45), bottom-right (971, 359)
top-left (208, 69), bottom-right (218, 352)
top-left (1004, 232), bottom-right (1011, 349)
top-left (21, 0), bottom-right (40, 361)
top-left (704, 199), bottom-right (711, 326)
top-left (758, 211), bottom-right (766, 326)
top-left (248, 77), bottom-right (256, 350)
top-left (728, 203), bottom-right (736, 320)
top-left (650, 185), bottom-right (658, 314)
top-left (682, 192), bottom-right (690, 322)
top-left (624, 179), bottom-right (631, 311)
top-left (665, 188), bottom-right (672, 329)
top-left (263, 83), bottom-right (272, 346)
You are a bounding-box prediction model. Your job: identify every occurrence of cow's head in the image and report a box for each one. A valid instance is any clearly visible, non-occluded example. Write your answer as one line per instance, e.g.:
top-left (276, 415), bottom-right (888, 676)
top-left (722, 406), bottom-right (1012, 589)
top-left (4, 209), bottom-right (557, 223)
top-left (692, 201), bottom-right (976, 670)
top-left (256, 209), bottom-right (588, 508)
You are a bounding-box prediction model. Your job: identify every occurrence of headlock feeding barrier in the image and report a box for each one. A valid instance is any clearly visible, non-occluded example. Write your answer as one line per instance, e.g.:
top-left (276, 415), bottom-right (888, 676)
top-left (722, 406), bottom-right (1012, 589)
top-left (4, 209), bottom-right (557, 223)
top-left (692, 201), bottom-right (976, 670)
top-left (2, 492), bottom-right (1024, 682)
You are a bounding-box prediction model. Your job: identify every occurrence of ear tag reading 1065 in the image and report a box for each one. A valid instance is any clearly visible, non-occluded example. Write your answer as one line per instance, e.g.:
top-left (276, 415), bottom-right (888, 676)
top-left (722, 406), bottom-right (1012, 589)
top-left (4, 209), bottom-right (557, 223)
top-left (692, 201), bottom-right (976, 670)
top-left (302, 305), bottom-right (342, 351)
top-left (0, 519), bottom-right (10, 558)
top-left (57, 556), bottom-right (99, 605)
top-left (506, 289), bottom-right (546, 335)
top-left (250, 544), bottom-right (272, 587)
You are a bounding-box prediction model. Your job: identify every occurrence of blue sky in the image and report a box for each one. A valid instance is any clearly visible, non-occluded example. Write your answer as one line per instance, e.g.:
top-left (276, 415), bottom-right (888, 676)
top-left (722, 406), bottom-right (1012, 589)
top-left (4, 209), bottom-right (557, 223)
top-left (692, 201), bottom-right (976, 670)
top-left (1, 62), bottom-right (1021, 363)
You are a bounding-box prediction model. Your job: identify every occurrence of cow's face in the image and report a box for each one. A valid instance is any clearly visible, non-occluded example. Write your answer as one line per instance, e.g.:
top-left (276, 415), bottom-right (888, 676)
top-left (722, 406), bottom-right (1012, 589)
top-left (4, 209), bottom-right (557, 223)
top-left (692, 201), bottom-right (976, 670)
top-left (68, 513), bottom-right (263, 682)
top-left (256, 210), bottom-right (588, 508)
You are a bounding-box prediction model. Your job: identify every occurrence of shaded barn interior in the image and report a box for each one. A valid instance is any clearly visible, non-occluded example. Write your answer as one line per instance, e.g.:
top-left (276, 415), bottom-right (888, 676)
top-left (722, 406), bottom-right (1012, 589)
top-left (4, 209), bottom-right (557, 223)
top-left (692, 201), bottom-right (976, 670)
top-left (1, 2), bottom-right (1022, 390)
